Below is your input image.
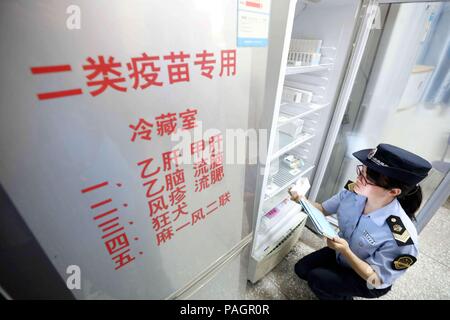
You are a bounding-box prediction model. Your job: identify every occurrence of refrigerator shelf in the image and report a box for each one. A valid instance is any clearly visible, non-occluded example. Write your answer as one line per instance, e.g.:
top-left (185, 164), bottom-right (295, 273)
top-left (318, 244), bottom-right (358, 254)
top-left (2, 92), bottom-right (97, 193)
top-left (284, 81), bottom-right (328, 93)
top-left (278, 102), bottom-right (328, 127)
top-left (285, 63), bottom-right (333, 75)
top-left (271, 131), bottom-right (315, 161)
top-left (264, 164), bottom-right (315, 201)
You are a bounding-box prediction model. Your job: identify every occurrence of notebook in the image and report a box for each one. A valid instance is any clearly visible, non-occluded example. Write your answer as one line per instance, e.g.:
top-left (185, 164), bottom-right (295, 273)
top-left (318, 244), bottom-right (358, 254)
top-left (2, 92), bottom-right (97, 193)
top-left (299, 198), bottom-right (338, 239)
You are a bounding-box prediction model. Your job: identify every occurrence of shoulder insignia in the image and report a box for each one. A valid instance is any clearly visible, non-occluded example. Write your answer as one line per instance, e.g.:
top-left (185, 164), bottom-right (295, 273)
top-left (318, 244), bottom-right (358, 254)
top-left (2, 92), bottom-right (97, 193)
top-left (386, 215), bottom-right (414, 246)
top-left (392, 254), bottom-right (417, 270)
top-left (344, 180), bottom-right (356, 193)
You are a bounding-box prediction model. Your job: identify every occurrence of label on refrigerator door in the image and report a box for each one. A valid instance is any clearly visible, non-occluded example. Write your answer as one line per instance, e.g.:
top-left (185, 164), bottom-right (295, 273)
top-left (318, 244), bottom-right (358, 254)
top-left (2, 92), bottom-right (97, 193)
top-left (237, 0), bottom-right (271, 47)
top-left (0, 0), bottom-right (255, 299)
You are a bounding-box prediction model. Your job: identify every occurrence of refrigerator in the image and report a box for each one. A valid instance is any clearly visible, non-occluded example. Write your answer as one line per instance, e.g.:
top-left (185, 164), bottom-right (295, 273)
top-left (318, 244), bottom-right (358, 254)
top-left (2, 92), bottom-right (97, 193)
top-left (248, 0), bottom-right (377, 282)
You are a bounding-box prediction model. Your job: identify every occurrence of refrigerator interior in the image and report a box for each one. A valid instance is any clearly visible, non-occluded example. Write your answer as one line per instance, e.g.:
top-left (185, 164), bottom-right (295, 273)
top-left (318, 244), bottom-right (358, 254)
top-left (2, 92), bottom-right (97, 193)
top-left (249, 0), bottom-right (360, 280)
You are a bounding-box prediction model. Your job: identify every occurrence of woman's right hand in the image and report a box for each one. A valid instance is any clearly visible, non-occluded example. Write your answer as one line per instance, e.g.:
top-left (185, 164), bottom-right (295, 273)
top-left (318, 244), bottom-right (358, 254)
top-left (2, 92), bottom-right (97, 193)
top-left (288, 188), bottom-right (304, 203)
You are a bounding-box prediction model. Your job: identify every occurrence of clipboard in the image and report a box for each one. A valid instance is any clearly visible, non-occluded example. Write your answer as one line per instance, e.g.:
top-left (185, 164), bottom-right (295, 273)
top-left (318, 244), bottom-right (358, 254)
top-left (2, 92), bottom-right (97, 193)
top-left (299, 198), bottom-right (338, 239)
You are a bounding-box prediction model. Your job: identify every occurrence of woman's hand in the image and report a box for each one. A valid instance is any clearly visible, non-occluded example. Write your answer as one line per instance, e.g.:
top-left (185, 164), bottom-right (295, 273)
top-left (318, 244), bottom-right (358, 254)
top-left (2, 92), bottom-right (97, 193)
top-left (288, 187), bottom-right (304, 203)
top-left (326, 237), bottom-right (350, 254)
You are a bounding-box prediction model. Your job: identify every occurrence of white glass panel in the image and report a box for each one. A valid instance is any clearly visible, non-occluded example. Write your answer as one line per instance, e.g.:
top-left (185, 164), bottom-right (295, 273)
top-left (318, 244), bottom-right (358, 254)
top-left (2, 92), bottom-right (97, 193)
top-left (0, 0), bottom-right (269, 299)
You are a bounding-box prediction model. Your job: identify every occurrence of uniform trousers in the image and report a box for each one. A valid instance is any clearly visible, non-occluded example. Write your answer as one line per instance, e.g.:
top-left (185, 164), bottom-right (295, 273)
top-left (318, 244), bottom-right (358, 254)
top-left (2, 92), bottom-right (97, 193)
top-left (294, 247), bottom-right (391, 300)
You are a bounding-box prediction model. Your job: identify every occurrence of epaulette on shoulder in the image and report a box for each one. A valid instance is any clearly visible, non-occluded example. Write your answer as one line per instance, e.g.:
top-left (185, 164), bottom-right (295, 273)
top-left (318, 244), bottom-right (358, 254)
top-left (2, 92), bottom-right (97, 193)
top-left (344, 180), bottom-right (356, 193)
top-left (386, 215), bottom-right (414, 246)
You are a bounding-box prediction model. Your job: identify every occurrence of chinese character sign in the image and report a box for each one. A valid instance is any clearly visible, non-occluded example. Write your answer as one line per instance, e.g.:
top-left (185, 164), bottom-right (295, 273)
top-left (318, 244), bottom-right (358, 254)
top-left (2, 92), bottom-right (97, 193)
top-left (0, 0), bottom-right (257, 299)
top-left (30, 49), bottom-right (237, 100)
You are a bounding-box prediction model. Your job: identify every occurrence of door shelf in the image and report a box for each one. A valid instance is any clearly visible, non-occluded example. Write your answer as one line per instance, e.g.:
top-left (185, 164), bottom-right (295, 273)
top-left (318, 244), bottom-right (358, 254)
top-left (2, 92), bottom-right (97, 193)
top-left (264, 164), bottom-right (315, 201)
top-left (252, 202), bottom-right (306, 262)
top-left (285, 63), bottom-right (333, 76)
top-left (278, 102), bottom-right (329, 127)
top-left (271, 132), bottom-right (315, 161)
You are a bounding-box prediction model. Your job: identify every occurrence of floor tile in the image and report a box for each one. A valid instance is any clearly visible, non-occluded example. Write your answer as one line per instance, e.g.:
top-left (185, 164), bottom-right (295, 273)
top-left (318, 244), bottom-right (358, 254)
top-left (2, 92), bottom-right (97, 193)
top-left (419, 206), bottom-right (450, 267)
top-left (245, 275), bottom-right (288, 300)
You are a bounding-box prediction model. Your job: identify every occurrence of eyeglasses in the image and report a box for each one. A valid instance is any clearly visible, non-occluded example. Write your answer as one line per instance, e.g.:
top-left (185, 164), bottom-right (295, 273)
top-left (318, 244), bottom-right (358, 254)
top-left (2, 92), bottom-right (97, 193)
top-left (356, 165), bottom-right (378, 187)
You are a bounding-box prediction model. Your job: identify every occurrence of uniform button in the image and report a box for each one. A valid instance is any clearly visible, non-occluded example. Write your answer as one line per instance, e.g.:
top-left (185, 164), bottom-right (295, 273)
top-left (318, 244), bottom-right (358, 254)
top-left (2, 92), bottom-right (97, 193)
top-left (359, 242), bottom-right (363, 247)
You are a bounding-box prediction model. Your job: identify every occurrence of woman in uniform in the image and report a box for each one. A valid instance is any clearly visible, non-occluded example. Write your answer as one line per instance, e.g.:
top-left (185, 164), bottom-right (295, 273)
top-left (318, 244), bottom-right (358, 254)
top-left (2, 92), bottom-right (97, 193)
top-left (290, 143), bottom-right (432, 300)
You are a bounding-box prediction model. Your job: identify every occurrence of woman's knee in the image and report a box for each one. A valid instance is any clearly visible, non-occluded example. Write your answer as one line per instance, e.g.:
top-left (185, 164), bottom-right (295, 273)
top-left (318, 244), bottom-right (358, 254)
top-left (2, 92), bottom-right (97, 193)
top-left (307, 268), bottom-right (324, 284)
top-left (306, 268), bottom-right (331, 295)
top-left (294, 247), bottom-right (337, 281)
top-left (294, 258), bottom-right (309, 280)
top-left (307, 267), bottom-right (340, 293)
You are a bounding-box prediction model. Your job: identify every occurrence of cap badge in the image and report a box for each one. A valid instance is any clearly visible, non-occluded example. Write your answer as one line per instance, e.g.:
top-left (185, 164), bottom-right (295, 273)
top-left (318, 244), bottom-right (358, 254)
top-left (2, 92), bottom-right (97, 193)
top-left (368, 148), bottom-right (377, 160)
top-left (367, 147), bottom-right (389, 167)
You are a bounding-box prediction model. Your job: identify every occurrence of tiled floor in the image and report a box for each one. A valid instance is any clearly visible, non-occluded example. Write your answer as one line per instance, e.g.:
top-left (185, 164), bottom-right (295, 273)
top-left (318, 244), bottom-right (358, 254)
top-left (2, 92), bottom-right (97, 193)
top-left (246, 198), bottom-right (450, 300)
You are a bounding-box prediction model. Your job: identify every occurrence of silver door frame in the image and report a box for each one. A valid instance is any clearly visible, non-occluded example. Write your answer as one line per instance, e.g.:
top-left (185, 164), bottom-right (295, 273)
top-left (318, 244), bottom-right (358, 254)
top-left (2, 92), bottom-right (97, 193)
top-left (416, 173), bottom-right (450, 233)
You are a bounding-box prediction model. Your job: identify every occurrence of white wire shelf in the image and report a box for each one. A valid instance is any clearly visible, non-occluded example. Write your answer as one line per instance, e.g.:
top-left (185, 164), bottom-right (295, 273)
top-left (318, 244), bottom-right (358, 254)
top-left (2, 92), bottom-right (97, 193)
top-left (285, 63), bottom-right (333, 76)
top-left (278, 102), bottom-right (329, 128)
top-left (270, 131), bottom-right (315, 161)
top-left (284, 81), bottom-right (327, 93)
top-left (264, 164), bottom-right (315, 201)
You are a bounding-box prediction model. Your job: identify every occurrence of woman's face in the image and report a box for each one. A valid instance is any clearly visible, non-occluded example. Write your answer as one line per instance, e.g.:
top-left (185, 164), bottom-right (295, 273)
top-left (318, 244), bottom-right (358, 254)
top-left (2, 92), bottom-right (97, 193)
top-left (353, 165), bottom-right (387, 198)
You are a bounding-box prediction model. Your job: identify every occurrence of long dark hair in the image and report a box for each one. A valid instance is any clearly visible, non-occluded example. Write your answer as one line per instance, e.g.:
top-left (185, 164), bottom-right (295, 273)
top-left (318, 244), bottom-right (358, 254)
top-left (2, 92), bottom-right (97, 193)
top-left (366, 167), bottom-right (423, 221)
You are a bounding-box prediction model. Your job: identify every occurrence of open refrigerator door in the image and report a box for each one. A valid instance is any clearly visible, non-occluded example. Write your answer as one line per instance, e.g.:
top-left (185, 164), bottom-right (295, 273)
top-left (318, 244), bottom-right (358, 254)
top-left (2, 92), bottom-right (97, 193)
top-left (248, 0), bottom-right (377, 283)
